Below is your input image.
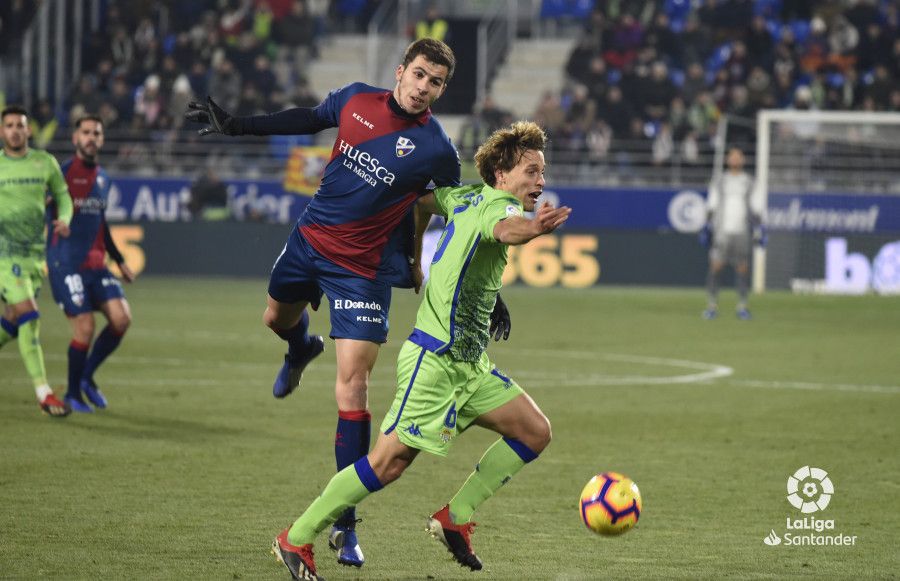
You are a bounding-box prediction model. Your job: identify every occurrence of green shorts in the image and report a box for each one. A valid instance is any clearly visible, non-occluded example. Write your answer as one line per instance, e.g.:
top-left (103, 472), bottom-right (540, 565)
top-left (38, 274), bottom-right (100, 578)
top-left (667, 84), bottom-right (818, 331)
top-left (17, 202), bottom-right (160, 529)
top-left (0, 256), bottom-right (44, 306)
top-left (381, 340), bottom-right (524, 456)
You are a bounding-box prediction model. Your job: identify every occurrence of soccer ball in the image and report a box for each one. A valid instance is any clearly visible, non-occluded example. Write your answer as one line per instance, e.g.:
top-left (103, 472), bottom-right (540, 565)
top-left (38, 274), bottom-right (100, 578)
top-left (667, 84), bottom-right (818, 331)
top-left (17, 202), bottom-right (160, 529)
top-left (579, 472), bottom-right (642, 535)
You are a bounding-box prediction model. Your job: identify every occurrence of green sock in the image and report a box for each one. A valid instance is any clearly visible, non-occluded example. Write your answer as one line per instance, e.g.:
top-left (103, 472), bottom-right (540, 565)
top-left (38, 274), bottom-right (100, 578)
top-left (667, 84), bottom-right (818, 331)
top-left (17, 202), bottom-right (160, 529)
top-left (287, 461), bottom-right (377, 545)
top-left (448, 438), bottom-right (537, 524)
top-left (16, 316), bottom-right (48, 387)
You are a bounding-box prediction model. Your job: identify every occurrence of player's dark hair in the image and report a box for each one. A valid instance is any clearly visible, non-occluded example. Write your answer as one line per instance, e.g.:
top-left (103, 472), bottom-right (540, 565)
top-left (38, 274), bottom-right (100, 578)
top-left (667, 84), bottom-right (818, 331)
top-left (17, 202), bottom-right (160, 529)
top-left (475, 121), bottom-right (547, 187)
top-left (401, 38), bottom-right (456, 82)
top-left (1, 105), bottom-right (29, 120)
top-left (75, 114), bottom-right (104, 129)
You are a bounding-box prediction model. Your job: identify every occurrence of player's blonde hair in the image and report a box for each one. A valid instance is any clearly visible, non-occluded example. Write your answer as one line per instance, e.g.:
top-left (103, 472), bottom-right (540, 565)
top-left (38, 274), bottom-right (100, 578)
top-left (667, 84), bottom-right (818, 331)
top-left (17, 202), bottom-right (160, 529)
top-left (474, 121), bottom-right (547, 187)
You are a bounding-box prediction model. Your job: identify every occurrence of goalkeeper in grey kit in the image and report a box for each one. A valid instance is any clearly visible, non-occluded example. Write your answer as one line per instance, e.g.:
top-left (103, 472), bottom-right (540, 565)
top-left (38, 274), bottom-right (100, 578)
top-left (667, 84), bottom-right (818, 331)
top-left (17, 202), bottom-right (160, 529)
top-left (702, 147), bottom-right (766, 320)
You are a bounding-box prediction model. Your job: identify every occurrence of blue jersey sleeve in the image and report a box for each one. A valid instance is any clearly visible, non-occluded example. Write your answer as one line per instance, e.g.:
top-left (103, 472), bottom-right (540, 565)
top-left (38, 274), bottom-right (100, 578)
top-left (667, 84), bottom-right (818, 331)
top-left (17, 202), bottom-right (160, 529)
top-left (241, 83), bottom-right (367, 135)
top-left (432, 142), bottom-right (461, 188)
top-left (311, 83), bottom-right (357, 126)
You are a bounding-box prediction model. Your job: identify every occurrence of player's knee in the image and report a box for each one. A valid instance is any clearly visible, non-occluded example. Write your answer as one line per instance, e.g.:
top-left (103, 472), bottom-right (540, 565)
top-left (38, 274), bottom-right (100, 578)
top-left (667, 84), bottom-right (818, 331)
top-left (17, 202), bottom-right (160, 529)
top-left (378, 460), bottom-right (409, 486)
top-left (344, 374), bottom-right (369, 393)
top-left (111, 313), bottom-right (131, 335)
top-left (372, 457), bottom-right (411, 486)
top-left (111, 321), bottom-right (129, 336)
top-left (531, 414), bottom-right (552, 453)
top-left (74, 320), bottom-right (95, 343)
top-left (369, 451), bottom-right (412, 486)
top-left (336, 379), bottom-right (369, 410)
top-left (262, 308), bottom-right (278, 330)
top-left (336, 366), bottom-right (370, 395)
top-left (517, 413), bottom-right (551, 454)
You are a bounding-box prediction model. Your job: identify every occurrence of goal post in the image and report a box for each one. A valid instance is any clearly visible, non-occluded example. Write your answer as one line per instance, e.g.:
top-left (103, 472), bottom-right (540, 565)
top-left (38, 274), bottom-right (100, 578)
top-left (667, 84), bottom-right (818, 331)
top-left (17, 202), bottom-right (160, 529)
top-left (754, 109), bottom-right (900, 294)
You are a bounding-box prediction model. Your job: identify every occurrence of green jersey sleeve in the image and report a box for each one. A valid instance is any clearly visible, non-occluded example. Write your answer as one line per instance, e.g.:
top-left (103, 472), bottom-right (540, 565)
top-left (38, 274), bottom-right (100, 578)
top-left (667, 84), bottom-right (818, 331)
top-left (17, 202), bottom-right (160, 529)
top-left (45, 153), bottom-right (73, 224)
top-left (477, 195), bottom-right (523, 242)
top-left (432, 186), bottom-right (453, 218)
top-left (432, 184), bottom-right (477, 219)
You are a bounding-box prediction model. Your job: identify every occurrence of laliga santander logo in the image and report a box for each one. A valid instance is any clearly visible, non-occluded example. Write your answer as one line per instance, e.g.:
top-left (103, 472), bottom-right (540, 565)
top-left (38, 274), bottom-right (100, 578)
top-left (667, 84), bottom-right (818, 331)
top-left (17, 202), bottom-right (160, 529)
top-left (763, 465), bottom-right (856, 547)
top-left (786, 466), bottom-right (833, 513)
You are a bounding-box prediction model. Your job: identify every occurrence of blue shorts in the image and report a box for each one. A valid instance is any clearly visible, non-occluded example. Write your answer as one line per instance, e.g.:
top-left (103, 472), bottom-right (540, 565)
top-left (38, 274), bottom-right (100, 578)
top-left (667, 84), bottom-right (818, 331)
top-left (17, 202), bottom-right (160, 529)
top-left (268, 227), bottom-right (392, 343)
top-left (49, 267), bottom-right (126, 316)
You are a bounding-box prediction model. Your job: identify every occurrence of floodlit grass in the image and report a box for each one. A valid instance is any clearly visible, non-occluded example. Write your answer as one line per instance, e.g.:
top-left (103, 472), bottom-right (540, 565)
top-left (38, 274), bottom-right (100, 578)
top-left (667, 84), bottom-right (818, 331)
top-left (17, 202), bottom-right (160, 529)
top-left (1, 278), bottom-right (898, 579)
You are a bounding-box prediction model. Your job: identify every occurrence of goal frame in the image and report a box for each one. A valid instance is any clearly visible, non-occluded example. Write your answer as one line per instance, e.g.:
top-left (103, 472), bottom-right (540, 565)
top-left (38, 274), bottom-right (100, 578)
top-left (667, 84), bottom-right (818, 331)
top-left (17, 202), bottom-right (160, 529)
top-left (753, 109), bottom-right (900, 292)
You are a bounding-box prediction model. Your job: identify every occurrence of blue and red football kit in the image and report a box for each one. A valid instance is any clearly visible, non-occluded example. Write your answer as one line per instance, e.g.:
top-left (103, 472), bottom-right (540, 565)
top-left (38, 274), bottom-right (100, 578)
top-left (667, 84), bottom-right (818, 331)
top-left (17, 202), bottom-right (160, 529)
top-left (47, 157), bottom-right (125, 316)
top-left (262, 83), bottom-right (461, 342)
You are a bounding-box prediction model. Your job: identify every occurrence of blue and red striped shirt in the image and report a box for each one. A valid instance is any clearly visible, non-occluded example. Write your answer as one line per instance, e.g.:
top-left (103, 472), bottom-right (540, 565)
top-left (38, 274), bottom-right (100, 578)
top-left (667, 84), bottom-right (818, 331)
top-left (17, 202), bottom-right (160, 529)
top-left (288, 83), bottom-right (460, 287)
top-left (47, 157), bottom-right (115, 271)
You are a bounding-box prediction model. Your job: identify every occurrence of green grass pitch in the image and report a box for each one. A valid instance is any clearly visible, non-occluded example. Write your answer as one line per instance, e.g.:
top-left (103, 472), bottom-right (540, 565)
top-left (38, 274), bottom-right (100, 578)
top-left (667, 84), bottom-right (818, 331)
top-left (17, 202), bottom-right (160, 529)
top-left (1, 277), bottom-right (898, 579)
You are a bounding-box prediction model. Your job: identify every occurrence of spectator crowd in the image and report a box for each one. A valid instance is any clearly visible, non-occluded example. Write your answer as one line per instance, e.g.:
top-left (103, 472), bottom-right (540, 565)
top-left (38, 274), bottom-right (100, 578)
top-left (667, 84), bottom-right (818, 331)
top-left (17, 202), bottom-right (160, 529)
top-left (2, 0), bottom-right (898, 185)
top-left (463, 0), bottom-right (899, 178)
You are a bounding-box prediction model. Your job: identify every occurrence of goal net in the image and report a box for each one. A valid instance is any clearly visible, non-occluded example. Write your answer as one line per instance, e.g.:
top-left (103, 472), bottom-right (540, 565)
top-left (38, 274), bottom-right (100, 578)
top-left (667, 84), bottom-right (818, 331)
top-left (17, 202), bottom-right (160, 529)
top-left (754, 110), bottom-right (900, 294)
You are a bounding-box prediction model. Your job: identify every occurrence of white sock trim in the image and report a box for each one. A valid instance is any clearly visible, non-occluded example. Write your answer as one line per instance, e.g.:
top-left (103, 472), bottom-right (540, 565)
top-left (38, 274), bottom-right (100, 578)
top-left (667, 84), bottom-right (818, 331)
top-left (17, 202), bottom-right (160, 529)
top-left (35, 384), bottom-right (53, 401)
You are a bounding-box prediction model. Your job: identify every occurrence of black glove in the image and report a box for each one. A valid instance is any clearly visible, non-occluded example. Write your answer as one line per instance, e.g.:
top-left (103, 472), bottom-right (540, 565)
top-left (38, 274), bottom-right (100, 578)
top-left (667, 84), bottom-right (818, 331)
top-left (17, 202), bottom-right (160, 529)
top-left (185, 97), bottom-right (242, 136)
top-left (489, 294), bottom-right (511, 341)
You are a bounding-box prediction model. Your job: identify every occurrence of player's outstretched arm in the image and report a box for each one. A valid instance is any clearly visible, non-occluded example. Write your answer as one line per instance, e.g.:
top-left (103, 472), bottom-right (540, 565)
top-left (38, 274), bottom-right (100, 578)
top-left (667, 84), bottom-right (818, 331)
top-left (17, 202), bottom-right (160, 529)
top-left (493, 203), bottom-right (571, 246)
top-left (48, 156), bottom-right (74, 235)
top-left (185, 96), bottom-right (333, 137)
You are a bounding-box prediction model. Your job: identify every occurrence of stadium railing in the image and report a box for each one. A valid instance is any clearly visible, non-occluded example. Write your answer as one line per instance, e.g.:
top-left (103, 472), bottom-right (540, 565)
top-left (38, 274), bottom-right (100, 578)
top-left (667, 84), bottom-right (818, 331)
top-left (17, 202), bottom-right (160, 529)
top-left (41, 129), bottom-right (747, 188)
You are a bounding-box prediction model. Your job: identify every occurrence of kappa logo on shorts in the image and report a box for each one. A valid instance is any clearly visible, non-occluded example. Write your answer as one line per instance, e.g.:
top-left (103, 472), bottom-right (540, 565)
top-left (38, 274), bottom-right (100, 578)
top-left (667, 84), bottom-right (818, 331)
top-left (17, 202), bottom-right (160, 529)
top-left (395, 136), bottom-right (416, 158)
top-left (11, 263), bottom-right (22, 277)
top-left (405, 424), bottom-right (422, 437)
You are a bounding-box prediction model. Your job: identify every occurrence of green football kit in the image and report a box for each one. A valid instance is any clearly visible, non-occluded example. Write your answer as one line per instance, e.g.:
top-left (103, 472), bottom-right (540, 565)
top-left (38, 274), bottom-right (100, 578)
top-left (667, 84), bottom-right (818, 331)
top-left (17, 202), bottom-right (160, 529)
top-left (0, 148), bottom-right (72, 389)
top-left (285, 182), bottom-right (546, 549)
top-left (380, 183), bottom-right (526, 456)
top-left (0, 149), bottom-right (72, 305)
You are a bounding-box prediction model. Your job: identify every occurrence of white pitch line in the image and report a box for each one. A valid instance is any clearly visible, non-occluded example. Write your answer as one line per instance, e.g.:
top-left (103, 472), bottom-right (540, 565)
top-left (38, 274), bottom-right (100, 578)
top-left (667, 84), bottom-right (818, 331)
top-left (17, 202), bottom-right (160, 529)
top-left (729, 379), bottom-right (900, 395)
top-left (492, 349), bottom-right (734, 386)
top-left (5, 350), bottom-right (895, 394)
top-left (0, 351), bottom-right (283, 370)
top-left (0, 350), bottom-right (733, 386)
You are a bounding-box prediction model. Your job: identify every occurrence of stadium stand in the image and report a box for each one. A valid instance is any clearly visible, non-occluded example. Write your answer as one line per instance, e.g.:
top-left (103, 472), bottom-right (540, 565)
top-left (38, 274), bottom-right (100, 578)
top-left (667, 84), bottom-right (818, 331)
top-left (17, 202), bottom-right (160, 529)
top-left (1, 0), bottom-right (897, 190)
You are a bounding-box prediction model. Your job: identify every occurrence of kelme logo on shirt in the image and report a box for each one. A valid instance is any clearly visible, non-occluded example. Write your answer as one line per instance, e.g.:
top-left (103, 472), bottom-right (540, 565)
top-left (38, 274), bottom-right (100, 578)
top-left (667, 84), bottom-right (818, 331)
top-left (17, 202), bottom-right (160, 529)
top-left (395, 136), bottom-right (416, 158)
